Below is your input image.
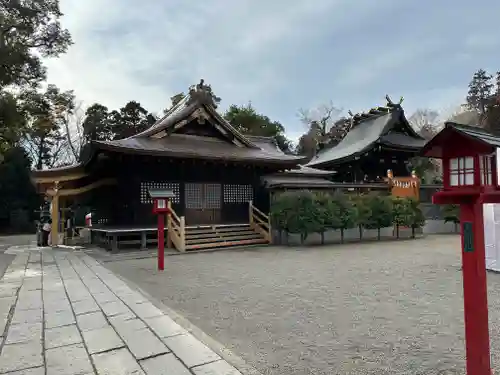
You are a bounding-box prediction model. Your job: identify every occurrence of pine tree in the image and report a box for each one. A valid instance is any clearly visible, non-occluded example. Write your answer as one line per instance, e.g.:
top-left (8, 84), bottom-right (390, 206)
top-left (466, 69), bottom-right (493, 120)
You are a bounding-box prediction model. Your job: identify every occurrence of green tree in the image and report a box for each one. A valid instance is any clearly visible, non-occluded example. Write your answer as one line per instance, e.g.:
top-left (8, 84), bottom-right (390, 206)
top-left (365, 194), bottom-right (393, 240)
top-left (405, 197), bottom-right (425, 238)
top-left (0, 147), bottom-right (39, 231)
top-left (352, 195), bottom-right (372, 240)
top-left (330, 192), bottom-right (357, 243)
top-left (0, 91), bottom-right (26, 160)
top-left (109, 101), bottom-right (157, 139)
top-left (391, 197), bottom-right (411, 239)
top-left (270, 190), bottom-right (321, 244)
top-left (21, 85), bottom-right (74, 169)
top-left (313, 192), bottom-right (340, 244)
top-left (162, 92), bottom-right (186, 115)
top-left (0, 0), bottom-right (72, 88)
top-left (224, 103), bottom-right (292, 153)
top-left (466, 69), bottom-right (493, 124)
top-left (442, 204), bottom-right (460, 232)
top-left (82, 103), bottom-right (111, 141)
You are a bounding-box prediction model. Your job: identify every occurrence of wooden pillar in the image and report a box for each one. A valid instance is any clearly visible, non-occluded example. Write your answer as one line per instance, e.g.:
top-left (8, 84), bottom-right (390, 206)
top-left (166, 201), bottom-right (172, 249)
top-left (50, 193), bottom-right (59, 246)
top-left (249, 200), bottom-right (254, 225)
top-left (460, 202), bottom-right (491, 375)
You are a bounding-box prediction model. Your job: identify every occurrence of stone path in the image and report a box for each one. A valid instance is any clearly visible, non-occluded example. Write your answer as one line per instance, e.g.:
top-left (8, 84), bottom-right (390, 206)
top-left (0, 247), bottom-right (244, 375)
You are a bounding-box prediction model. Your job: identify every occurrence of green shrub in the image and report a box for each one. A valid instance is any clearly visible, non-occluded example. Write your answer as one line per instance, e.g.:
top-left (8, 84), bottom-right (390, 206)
top-left (270, 190), bottom-right (321, 244)
top-left (391, 197), bottom-right (410, 238)
top-left (441, 204), bottom-right (460, 233)
top-left (351, 194), bottom-right (372, 239)
top-left (406, 197), bottom-right (426, 238)
top-left (330, 192), bottom-right (357, 243)
top-left (364, 194), bottom-right (393, 240)
top-left (269, 190), bottom-right (425, 245)
top-left (313, 192), bottom-right (338, 244)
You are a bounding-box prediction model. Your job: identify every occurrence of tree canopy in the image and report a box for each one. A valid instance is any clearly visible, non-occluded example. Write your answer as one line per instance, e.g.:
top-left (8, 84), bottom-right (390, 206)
top-left (82, 101), bottom-right (156, 142)
top-left (0, 0), bottom-right (72, 88)
top-left (223, 103), bottom-right (292, 153)
top-left (466, 69), bottom-right (500, 133)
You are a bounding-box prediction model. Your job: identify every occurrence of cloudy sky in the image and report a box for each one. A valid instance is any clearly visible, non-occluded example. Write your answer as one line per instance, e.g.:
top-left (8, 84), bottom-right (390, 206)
top-left (44, 0), bottom-right (500, 141)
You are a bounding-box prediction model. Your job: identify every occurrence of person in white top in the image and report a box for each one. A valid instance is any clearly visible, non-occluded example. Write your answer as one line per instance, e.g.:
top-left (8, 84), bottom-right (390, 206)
top-left (41, 219), bottom-right (52, 246)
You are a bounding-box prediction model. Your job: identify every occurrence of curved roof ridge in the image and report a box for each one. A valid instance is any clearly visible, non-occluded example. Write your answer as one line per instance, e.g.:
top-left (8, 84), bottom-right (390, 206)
top-left (125, 80), bottom-right (259, 149)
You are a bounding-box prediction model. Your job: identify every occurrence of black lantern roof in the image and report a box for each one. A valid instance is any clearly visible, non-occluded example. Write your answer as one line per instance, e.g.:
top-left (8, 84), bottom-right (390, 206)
top-left (147, 188), bottom-right (176, 199)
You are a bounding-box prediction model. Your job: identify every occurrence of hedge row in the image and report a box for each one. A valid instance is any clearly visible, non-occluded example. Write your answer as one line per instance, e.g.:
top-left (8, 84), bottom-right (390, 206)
top-left (270, 191), bottom-right (425, 244)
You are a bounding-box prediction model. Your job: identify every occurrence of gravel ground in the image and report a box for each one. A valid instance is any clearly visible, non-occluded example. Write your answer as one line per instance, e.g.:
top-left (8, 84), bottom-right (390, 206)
top-left (104, 235), bottom-right (500, 375)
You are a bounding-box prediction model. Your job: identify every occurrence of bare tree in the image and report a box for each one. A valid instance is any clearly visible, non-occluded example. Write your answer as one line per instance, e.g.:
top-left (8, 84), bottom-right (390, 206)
top-left (447, 105), bottom-right (480, 126)
top-left (408, 109), bottom-right (440, 140)
top-left (297, 101), bottom-right (344, 158)
top-left (60, 100), bottom-right (85, 164)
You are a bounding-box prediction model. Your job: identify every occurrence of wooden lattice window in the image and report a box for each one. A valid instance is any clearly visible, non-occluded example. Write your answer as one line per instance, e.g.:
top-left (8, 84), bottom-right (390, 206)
top-left (479, 154), bottom-right (493, 186)
top-left (185, 183), bottom-right (221, 209)
top-left (449, 157), bottom-right (474, 186)
top-left (223, 184), bottom-right (253, 203)
top-left (185, 183), bottom-right (203, 209)
top-left (140, 182), bottom-right (180, 204)
top-left (205, 184), bottom-right (221, 209)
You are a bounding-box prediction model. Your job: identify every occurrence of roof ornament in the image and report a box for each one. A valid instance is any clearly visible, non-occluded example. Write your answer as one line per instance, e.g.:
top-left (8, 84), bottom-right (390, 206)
top-left (186, 79), bottom-right (221, 108)
top-left (385, 95), bottom-right (404, 107)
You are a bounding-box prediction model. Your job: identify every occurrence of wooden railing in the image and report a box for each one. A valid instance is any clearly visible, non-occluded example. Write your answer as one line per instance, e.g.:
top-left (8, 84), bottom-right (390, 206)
top-left (167, 201), bottom-right (186, 252)
top-left (249, 200), bottom-right (272, 243)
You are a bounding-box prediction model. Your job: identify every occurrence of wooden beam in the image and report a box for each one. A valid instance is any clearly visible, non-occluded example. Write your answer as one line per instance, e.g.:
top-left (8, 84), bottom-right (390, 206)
top-left (32, 172), bottom-right (89, 184)
top-left (46, 178), bottom-right (117, 197)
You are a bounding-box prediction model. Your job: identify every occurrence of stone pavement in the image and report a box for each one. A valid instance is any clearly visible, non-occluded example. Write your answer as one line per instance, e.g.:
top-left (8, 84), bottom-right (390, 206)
top-left (0, 247), bottom-right (245, 375)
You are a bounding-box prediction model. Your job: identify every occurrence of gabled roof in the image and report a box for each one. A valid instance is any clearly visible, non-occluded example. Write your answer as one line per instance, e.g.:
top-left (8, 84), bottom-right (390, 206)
top-left (421, 122), bottom-right (500, 158)
top-left (306, 102), bottom-right (424, 168)
top-left (90, 80), bottom-right (305, 165)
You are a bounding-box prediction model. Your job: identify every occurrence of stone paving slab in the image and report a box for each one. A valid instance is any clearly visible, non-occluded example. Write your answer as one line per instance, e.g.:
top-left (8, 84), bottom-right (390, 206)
top-left (0, 247), bottom-right (247, 375)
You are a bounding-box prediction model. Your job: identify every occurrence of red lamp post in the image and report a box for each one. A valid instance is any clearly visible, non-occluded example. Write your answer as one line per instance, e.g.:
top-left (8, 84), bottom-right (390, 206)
top-left (148, 189), bottom-right (176, 271)
top-left (421, 122), bottom-right (500, 375)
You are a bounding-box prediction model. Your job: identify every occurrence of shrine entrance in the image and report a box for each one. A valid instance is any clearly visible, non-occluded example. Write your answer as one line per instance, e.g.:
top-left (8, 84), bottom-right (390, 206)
top-left (184, 183), bottom-right (222, 225)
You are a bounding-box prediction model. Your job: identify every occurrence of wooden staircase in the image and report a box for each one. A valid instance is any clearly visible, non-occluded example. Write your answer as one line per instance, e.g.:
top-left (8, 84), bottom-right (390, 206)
top-left (184, 223), bottom-right (268, 251)
top-left (166, 201), bottom-right (272, 252)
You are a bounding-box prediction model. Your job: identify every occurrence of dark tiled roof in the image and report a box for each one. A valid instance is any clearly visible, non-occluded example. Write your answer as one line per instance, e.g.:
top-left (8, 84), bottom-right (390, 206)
top-left (261, 175), bottom-right (335, 188)
top-left (378, 132), bottom-right (427, 149)
top-left (283, 165), bottom-right (335, 176)
top-left (94, 134), bottom-right (305, 164)
top-left (421, 122), bottom-right (500, 158)
top-left (306, 105), bottom-right (423, 168)
top-left (446, 122), bottom-right (500, 147)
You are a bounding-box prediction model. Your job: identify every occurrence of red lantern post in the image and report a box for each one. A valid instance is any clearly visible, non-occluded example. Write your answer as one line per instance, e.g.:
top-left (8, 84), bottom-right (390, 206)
top-left (421, 122), bottom-right (500, 375)
top-left (148, 189), bottom-right (176, 271)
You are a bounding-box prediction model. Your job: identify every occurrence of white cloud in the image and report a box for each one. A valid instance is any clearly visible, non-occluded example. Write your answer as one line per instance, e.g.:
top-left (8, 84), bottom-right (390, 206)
top-left (44, 0), bottom-right (404, 114)
top-left (42, 0), bottom-right (496, 140)
top-left (44, 0), bottom-right (344, 112)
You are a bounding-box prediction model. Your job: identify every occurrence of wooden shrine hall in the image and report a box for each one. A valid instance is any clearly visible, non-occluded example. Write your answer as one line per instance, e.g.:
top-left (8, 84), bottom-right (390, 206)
top-left (32, 80), bottom-right (335, 251)
top-left (305, 96), bottom-right (427, 182)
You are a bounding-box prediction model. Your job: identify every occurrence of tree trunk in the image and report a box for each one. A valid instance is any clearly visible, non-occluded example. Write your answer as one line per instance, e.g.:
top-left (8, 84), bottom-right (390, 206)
top-left (396, 225), bottom-right (400, 239)
top-left (340, 228), bottom-right (344, 243)
top-left (358, 225), bottom-right (363, 240)
top-left (63, 117), bottom-right (79, 161)
top-left (411, 226), bottom-right (416, 238)
top-left (320, 232), bottom-right (325, 245)
top-left (377, 228), bottom-right (381, 240)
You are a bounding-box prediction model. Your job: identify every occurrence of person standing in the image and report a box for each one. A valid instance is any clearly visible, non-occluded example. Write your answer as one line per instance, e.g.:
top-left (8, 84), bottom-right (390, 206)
top-left (41, 219), bottom-right (52, 246)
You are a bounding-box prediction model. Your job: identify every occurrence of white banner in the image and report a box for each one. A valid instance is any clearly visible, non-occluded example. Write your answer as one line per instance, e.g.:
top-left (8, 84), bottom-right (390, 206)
top-left (485, 203), bottom-right (500, 272)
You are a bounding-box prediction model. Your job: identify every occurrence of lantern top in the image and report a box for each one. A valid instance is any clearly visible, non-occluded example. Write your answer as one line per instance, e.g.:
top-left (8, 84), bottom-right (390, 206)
top-left (420, 122), bottom-right (500, 159)
top-left (147, 188), bottom-right (176, 199)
